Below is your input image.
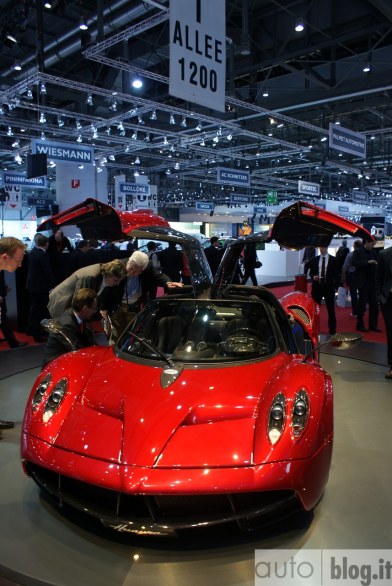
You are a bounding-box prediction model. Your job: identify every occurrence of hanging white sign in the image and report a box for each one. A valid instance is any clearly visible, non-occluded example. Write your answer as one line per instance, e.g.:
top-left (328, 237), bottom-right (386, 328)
top-left (169, 0), bottom-right (226, 112)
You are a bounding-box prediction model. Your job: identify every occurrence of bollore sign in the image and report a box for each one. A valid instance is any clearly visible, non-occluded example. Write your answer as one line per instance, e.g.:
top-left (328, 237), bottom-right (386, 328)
top-left (169, 0), bottom-right (226, 112)
top-left (31, 139), bottom-right (94, 165)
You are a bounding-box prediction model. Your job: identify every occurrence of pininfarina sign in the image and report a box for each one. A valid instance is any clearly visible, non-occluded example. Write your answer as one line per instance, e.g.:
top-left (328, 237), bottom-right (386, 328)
top-left (2, 171), bottom-right (47, 188)
top-left (31, 139), bottom-right (94, 164)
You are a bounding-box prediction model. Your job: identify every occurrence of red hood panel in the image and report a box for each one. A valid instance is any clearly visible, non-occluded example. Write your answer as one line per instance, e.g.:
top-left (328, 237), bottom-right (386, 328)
top-left (53, 354), bottom-right (288, 467)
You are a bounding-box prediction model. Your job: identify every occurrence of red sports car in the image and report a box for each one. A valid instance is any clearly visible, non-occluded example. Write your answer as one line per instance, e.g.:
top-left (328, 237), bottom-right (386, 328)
top-left (21, 200), bottom-right (371, 536)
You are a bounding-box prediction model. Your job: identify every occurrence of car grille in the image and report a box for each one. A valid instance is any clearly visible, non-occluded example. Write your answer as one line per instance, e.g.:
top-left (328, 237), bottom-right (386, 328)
top-left (26, 462), bottom-right (300, 531)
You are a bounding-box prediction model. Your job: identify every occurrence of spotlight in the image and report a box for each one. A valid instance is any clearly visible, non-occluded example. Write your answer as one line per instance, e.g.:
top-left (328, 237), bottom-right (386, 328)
top-left (132, 78), bottom-right (143, 89)
top-left (135, 156), bottom-right (140, 164)
top-left (196, 121), bottom-right (202, 131)
top-left (86, 93), bottom-right (93, 106)
top-left (79, 16), bottom-right (88, 31)
top-left (295, 17), bottom-right (304, 32)
top-left (131, 131), bottom-right (138, 140)
top-left (7, 126), bottom-right (13, 136)
top-left (14, 153), bottom-right (22, 164)
top-left (13, 62), bottom-right (22, 71)
top-left (12, 138), bottom-right (19, 148)
top-left (180, 116), bottom-right (187, 128)
top-left (41, 132), bottom-right (46, 140)
top-left (169, 114), bottom-right (175, 125)
top-left (76, 135), bottom-right (82, 143)
top-left (363, 63), bottom-right (371, 73)
top-left (39, 112), bottom-right (46, 124)
top-left (109, 100), bottom-right (117, 112)
top-left (40, 82), bottom-right (46, 94)
top-left (150, 110), bottom-right (157, 121)
top-left (137, 116), bottom-right (145, 125)
top-left (76, 120), bottom-right (82, 131)
top-left (26, 88), bottom-right (33, 100)
top-left (6, 32), bottom-right (17, 43)
top-left (57, 116), bottom-right (64, 127)
top-left (105, 126), bottom-right (111, 135)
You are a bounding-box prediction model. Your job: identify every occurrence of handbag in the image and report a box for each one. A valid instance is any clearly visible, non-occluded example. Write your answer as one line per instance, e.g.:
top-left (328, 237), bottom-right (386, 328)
top-left (255, 261), bottom-right (262, 269)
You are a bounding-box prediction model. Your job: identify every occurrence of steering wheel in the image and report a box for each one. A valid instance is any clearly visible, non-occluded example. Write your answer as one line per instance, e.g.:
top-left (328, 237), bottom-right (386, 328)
top-left (222, 329), bottom-right (268, 355)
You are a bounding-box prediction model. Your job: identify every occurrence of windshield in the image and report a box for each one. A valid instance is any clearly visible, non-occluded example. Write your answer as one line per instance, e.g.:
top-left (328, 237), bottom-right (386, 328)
top-left (116, 298), bottom-right (278, 363)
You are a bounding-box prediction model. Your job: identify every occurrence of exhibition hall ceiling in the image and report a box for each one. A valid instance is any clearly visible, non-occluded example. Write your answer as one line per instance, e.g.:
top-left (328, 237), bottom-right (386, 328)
top-left (1, 0), bottom-right (392, 211)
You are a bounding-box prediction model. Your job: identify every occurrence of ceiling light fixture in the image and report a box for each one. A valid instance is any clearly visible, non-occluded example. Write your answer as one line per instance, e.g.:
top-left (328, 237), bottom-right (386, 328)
top-left (363, 63), bottom-right (371, 73)
top-left (41, 132), bottom-right (46, 140)
top-left (109, 100), bottom-right (117, 112)
top-left (262, 90), bottom-right (269, 97)
top-left (76, 134), bottom-right (82, 143)
top-left (12, 138), bottom-right (20, 148)
top-left (295, 17), bottom-right (304, 32)
top-left (6, 33), bottom-right (17, 43)
top-left (14, 62), bottom-right (22, 71)
top-left (132, 78), bottom-right (143, 89)
top-left (196, 121), bottom-right (202, 131)
top-left (39, 112), bottom-right (46, 124)
top-left (131, 131), bottom-right (138, 140)
top-left (26, 88), bottom-right (33, 100)
top-left (57, 116), bottom-right (64, 127)
top-left (150, 110), bottom-right (157, 121)
top-left (135, 156), bottom-right (140, 164)
top-left (14, 153), bottom-right (22, 164)
top-left (76, 120), bottom-right (82, 131)
top-left (137, 116), bottom-right (145, 125)
top-left (79, 16), bottom-right (88, 31)
top-left (40, 82), bottom-right (46, 94)
top-left (181, 116), bottom-right (187, 128)
top-left (7, 126), bottom-right (13, 136)
top-left (169, 114), bottom-right (175, 125)
top-left (86, 93), bottom-right (93, 106)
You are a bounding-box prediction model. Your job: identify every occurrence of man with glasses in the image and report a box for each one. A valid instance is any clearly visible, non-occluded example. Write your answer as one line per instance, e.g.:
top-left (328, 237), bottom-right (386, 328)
top-left (42, 288), bottom-right (98, 368)
top-left (0, 237), bottom-right (27, 429)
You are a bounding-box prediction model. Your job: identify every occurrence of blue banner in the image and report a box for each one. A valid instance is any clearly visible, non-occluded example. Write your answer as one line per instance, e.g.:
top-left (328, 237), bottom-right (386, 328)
top-left (119, 183), bottom-right (150, 195)
top-left (329, 123), bottom-right (366, 158)
top-left (2, 171), bottom-right (47, 188)
top-left (196, 202), bottom-right (214, 210)
top-left (31, 139), bottom-right (94, 165)
top-left (217, 167), bottom-right (250, 186)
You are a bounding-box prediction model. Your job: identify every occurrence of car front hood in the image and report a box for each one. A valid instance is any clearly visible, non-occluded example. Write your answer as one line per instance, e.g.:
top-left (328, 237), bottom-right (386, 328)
top-left (49, 354), bottom-right (289, 468)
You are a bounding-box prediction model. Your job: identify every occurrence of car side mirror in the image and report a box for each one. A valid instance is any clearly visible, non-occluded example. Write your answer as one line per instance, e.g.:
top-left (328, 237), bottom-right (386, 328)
top-left (40, 318), bottom-right (77, 351)
top-left (302, 332), bottom-right (362, 363)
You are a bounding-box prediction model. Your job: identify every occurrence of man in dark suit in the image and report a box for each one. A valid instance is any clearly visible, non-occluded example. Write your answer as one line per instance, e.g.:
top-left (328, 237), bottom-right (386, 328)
top-left (0, 270), bottom-right (28, 348)
top-left (352, 239), bottom-right (379, 333)
top-left (308, 246), bottom-right (339, 335)
top-left (26, 233), bottom-right (57, 342)
top-left (42, 288), bottom-right (98, 368)
top-left (204, 236), bottom-right (223, 277)
top-left (109, 251), bottom-right (183, 343)
top-left (376, 245), bottom-right (392, 379)
top-left (0, 236), bottom-right (27, 429)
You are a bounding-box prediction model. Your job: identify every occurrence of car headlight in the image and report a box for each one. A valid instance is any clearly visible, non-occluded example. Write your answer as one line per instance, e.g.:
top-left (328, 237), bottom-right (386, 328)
top-left (292, 389), bottom-right (309, 438)
top-left (268, 392), bottom-right (286, 444)
top-left (32, 374), bottom-right (52, 411)
top-left (42, 378), bottom-right (68, 422)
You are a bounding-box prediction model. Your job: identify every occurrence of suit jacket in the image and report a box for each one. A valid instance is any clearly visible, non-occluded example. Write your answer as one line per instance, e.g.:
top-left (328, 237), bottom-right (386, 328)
top-left (376, 246), bottom-right (392, 305)
top-left (351, 245), bottom-right (377, 288)
top-left (42, 308), bottom-right (95, 367)
top-left (308, 254), bottom-right (339, 290)
top-left (48, 263), bottom-right (104, 318)
top-left (26, 247), bottom-right (56, 293)
top-left (109, 261), bottom-right (171, 309)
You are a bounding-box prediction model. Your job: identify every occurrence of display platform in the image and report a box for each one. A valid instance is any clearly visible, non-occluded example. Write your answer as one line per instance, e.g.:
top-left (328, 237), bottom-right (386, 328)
top-left (1, 347), bottom-right (392, 586)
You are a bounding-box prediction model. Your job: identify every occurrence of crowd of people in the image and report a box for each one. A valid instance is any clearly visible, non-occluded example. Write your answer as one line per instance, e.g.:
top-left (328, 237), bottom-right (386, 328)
top-left (1, 231), bottom-right (392, 433)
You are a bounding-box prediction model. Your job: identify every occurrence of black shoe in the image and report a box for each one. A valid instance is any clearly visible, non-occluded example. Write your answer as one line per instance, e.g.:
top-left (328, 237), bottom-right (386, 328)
top-left (0, 420), bottom-right (14, 430)
top-left (10, 341), bottom-right (28, 348)
top-left (356, 325), bottom-right (369, 332)
top-left (369, 328), bottom-right (381, 332)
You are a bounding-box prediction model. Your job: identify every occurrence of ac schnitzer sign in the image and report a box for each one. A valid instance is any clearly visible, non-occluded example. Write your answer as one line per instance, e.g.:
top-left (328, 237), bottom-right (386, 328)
top-left (169, 0), bottom-right (226, 112)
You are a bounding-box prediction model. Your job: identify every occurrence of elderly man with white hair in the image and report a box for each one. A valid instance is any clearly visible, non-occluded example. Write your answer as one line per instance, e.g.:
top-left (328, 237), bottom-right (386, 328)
top-left (109, 250), bottom-right (183, 343)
